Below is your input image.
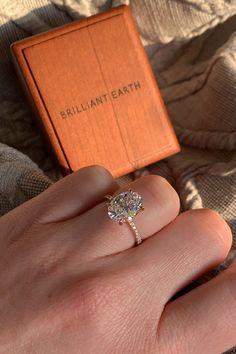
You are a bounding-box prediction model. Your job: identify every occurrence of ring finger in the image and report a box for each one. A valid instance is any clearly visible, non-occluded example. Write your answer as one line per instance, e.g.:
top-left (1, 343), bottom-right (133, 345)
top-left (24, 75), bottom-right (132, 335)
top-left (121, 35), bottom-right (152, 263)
top-left (65, 174), bottom-right (180, 259)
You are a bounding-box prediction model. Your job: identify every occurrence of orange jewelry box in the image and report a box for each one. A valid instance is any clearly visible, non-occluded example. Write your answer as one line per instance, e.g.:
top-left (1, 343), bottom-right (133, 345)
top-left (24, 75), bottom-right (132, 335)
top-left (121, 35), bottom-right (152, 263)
top-left (10, 4), bottom-right (180, 178)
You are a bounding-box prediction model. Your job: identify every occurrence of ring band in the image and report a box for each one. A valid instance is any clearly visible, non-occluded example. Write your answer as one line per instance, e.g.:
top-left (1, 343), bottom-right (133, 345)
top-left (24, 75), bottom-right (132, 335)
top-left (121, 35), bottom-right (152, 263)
top-left (105, 189), bottom-right (144, 246)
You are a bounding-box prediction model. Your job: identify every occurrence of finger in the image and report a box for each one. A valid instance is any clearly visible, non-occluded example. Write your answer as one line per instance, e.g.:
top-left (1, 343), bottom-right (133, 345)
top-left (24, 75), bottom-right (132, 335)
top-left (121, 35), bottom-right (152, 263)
top-left (40, 165), bottom-right (120, 222)
top-left (8, 165), bottom-right (119, 224)
top-left (158, 258), bottom-right (236, 354)
top-left (65, 174), bottom-right (180, 258)
top-left (130, 208), bottom-right (232, 304)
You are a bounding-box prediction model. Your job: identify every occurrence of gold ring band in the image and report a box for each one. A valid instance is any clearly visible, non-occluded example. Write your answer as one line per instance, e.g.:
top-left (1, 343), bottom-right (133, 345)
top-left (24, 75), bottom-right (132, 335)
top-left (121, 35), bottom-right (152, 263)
top-left (126, 219), bottom-right (142, 245)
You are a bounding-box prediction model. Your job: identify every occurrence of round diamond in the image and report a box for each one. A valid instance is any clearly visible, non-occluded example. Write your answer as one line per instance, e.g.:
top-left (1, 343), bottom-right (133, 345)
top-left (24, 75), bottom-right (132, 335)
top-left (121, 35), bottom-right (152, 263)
top-left (107, 191), bottom-right (143, 222)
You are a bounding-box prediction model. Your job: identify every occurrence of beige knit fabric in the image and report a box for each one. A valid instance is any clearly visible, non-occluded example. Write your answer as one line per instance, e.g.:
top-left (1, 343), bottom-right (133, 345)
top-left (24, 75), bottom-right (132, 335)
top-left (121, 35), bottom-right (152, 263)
top-left (0, 0), bottom-right (236, 352)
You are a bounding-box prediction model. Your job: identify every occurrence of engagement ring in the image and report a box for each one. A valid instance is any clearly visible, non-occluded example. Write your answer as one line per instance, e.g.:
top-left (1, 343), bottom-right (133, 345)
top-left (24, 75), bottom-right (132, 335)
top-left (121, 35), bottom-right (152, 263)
top-left (105, 189), bottom-right (144, 245)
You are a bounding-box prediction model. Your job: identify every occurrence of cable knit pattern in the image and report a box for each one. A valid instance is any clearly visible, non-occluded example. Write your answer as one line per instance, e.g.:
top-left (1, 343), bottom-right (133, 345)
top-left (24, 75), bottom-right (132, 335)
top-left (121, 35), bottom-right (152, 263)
top-left (0, 1), bottom-right (235, 352)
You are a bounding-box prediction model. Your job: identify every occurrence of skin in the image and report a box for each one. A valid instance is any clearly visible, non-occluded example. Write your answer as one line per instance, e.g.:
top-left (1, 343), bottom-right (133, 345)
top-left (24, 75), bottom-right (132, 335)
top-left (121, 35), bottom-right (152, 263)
top-left (0, 164), bottom-right (234, 354)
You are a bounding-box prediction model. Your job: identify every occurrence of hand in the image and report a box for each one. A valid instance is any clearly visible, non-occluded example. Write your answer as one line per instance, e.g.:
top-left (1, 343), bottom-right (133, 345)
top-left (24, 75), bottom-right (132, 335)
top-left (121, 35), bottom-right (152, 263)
top-left (0, 165), bottom-right (233, 353)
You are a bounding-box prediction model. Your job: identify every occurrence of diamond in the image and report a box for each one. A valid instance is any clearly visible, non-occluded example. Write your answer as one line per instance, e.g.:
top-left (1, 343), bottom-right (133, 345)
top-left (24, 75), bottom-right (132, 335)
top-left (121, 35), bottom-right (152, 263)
top-left (107, 190), bottom-right (143, 222)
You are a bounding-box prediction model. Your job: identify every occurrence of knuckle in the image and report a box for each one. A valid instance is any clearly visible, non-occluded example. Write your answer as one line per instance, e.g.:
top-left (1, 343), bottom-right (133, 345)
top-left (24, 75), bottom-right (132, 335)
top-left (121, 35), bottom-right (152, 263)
top-left (39, 276), bottom-right (120, 335)
top-left (73, 278), bottom-right (108, 320)
top-left (69, 275), bottom-right (123, 323)
top-left (181, 208), bottom-right (232, 257)
top-left (80, 164), bottom-right (111, 177)
top-left (144, 175), bottom-right (180, 213)
top-left (143, 174), bottom-right (170, 190)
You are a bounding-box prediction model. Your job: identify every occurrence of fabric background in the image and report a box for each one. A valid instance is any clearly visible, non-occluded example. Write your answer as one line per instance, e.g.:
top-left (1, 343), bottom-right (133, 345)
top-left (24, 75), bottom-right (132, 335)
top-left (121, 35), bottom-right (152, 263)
top-left (0, 0), bottom-right (236, 352)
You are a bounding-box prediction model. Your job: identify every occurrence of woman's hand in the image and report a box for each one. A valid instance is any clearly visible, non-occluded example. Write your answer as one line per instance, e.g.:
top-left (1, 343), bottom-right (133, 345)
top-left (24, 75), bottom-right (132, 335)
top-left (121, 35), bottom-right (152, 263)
top-left (0, 165), bottom-right (233, 353)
